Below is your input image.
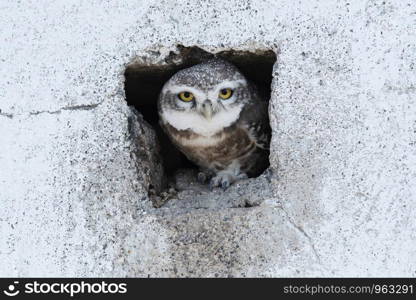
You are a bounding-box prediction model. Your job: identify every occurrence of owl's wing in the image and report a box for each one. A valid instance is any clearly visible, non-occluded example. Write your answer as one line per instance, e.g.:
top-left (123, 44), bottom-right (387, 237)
top-left (238, 90), bottom-right (271, 150)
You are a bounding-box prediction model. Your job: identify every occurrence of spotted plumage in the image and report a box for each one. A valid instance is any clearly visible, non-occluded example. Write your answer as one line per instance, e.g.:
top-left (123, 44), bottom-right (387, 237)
top-left (158, 58), bottom-right (270, 189)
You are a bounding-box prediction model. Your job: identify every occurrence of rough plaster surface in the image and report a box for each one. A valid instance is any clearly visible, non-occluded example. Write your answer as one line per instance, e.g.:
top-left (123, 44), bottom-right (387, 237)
top-left (0, 0), bottom-right (415, 276)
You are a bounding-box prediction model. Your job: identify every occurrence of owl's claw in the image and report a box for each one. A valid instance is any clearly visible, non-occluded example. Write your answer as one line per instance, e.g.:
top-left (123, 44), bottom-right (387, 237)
top-left (209, 175), bottom-right (222, 190)
top-left (209, 171), bottom-right (247, 190)
top-left (221, 180), bottom-right (230, 190)
top-left (209, 176), bottom-right (230, 190)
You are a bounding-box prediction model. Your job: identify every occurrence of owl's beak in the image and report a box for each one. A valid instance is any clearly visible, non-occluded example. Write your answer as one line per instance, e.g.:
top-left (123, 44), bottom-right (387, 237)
top-left (200, 100), bottom-right (213, 119)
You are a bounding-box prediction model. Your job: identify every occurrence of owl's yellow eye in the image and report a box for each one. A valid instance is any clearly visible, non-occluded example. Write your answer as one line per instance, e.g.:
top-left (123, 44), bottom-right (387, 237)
top-left (219, 88), bottom-right (233, 100)
top-left (178, 91), bottom-right (194, 102)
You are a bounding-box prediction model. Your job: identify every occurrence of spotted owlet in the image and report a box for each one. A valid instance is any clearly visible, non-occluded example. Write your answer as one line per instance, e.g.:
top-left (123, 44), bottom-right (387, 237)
top-left (157, 58), bottom-right (270, 189)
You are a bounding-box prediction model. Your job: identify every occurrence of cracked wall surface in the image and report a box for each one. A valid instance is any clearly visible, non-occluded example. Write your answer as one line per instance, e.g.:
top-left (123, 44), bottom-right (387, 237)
top-left (0, 0), bottom-right (415, 277)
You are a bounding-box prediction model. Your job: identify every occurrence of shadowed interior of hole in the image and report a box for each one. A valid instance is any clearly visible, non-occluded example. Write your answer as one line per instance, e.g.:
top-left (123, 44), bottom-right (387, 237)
top-left (124, 46), bottom-right (276, 183)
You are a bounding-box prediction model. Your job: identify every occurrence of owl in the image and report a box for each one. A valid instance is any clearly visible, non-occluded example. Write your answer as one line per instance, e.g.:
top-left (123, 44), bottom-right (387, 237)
top-left (158, 58), bottom-right (270, 189)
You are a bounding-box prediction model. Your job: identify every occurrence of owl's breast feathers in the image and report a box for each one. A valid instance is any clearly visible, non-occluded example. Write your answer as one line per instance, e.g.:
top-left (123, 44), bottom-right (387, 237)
top-left (161, 101), bottom-right (270, 177)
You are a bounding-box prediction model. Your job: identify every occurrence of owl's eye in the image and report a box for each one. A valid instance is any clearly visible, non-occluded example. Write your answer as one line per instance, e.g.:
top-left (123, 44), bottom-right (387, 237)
top-left (219, 88), bottom-right (233, 100)
top-left (178, 91), bottom-right (194, 102)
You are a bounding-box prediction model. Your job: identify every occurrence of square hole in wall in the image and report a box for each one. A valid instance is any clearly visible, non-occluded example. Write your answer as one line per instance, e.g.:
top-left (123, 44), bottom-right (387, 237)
top-left (124, 46), bottom-right (276, 208)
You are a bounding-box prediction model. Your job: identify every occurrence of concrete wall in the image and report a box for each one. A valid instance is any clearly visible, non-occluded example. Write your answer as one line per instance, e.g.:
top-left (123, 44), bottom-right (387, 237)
top-left (0, 0), bottom-right (415, 276)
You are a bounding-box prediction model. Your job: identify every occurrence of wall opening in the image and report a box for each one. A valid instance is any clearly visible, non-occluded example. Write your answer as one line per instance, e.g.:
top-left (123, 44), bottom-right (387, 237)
top-left (124, 45), bottom-right (276, 208)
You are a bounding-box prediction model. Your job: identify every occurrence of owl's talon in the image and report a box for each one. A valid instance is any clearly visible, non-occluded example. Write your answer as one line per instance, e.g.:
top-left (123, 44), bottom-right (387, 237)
top-left (221, 180), bottom-right (230, 190)
top-left (209, 173), bottom-right (234, 190)
top-left (209, 176), bottom-right (221, 190)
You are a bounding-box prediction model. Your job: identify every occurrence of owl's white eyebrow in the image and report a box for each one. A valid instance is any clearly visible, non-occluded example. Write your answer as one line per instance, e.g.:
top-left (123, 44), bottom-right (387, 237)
top-left (162, 85), bottom-right (204, 96)
top-left (214, 79), bottom-right (247, 91)
top-left (163, 79), bottom-right (247, 95)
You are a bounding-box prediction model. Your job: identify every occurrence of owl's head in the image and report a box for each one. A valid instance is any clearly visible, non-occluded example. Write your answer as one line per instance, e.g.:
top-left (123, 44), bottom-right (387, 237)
top-left (158, 58), bottom-right (251, 135)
